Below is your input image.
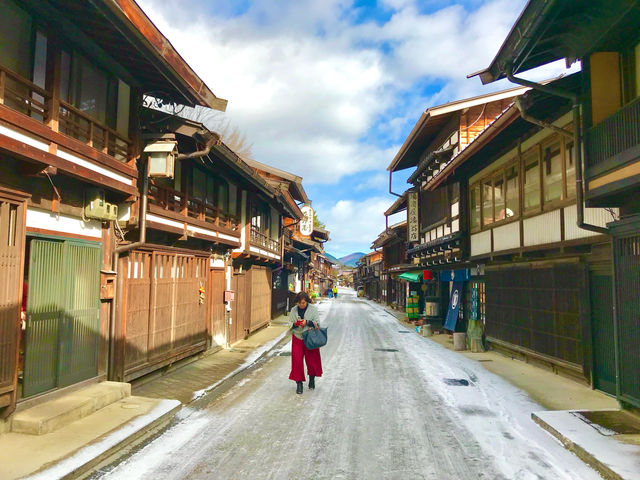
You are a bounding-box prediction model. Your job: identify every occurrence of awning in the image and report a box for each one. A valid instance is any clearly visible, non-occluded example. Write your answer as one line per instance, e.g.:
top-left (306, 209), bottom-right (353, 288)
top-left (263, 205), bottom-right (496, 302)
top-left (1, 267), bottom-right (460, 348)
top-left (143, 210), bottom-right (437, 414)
top-left (398, 271), bottom-right (423, 282)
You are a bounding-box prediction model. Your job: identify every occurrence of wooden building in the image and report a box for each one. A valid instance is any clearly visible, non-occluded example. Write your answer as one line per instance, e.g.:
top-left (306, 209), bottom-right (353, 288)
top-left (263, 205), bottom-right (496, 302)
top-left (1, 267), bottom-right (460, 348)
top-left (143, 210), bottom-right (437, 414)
top-left (242, 159), bottom-right (311, 317)
top-left (107, 109), bottom-right (289, 381)
top-left (471, 0), bottom-right (640, 408)
top-left (356, 251), bottom-right (383, 301)
top-left (0, 0), bottom-right (226, 416)
top-left (387, 87), bottom-right (529, 331)
top-left (372, 221), bottom-right (409, 308)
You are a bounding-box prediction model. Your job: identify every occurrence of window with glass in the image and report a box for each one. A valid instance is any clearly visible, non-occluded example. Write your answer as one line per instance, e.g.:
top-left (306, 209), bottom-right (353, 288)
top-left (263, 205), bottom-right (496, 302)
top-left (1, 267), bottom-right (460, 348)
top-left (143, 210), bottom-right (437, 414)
top-left (505, 164), bottom-right (519, 218)
top-left (59, 50), bottom-right (131, 148)
top-left (523, 148), bottom-right (540, 212)
top-left (565, 141), bottom-right (576, 199)
top-left (493, 172), bottom-right (506, 221)
top-left (543, 140), bottom-right (563, 204)
top-left (470, 184), bottom-right (480, 231)
top-left (482, 178), bottom-right (494, 225)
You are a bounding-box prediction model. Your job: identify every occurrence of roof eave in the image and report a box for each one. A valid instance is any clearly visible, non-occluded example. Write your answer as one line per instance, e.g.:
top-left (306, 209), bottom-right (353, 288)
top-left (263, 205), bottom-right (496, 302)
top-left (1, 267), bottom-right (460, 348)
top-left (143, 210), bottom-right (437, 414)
top-left (103, 0), bottom-right (228, 110)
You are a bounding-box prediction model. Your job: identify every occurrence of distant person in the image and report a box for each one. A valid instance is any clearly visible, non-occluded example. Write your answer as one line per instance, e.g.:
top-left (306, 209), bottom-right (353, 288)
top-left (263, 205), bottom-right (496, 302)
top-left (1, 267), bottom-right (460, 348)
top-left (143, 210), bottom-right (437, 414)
top-left (289, 291), bottom-right (322, 394)
top-left (332, 285), bottom-right (338, 298)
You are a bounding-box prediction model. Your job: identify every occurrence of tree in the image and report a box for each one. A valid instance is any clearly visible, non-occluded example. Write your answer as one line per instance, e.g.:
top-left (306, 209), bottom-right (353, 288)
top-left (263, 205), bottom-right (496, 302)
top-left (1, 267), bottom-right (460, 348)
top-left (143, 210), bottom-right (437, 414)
top-left (313, 212), bottom-right (325, 229)
top-left (176, 105), bottom-right (254, 160)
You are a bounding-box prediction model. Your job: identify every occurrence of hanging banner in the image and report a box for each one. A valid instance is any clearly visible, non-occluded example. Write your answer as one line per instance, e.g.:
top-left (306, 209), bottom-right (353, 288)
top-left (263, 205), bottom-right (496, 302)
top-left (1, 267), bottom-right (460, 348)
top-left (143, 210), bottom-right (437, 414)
top-left (407, 192), bottom-right (419, 242)
top-left (444, 281), bottom-right (463, 331)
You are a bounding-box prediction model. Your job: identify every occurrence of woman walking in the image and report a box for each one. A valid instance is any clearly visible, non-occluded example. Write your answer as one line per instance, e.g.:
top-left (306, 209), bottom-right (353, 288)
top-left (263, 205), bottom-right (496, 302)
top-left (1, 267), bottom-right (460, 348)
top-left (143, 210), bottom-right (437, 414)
top-left (289, 291), bottom-right (323, 394)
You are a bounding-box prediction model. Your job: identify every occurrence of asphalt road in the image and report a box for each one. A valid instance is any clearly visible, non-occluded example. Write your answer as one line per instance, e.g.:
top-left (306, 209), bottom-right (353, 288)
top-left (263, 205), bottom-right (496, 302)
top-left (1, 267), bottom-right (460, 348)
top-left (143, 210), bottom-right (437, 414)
top-left (101, 290), bottom-right (600, 480)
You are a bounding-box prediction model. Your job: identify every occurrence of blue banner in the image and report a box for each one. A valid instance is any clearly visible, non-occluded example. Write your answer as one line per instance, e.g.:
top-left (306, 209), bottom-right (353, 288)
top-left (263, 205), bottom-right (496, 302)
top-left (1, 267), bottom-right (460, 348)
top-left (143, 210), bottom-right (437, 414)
top-left (440, 269), bottom-right (470, 282)
top-left (444, 281), bottom-right (463, 331)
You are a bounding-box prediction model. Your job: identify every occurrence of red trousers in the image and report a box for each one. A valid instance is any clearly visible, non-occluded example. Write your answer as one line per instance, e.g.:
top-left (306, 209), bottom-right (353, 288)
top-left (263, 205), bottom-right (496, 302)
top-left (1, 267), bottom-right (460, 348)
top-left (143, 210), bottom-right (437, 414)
top-left (289, 335), bottom-right (323, 382)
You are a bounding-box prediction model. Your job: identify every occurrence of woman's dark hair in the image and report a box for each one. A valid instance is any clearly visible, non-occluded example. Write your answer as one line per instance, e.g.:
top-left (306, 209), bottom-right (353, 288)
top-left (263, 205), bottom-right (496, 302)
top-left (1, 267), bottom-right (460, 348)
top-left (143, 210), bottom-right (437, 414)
top-left (295, 291), bottom-right (312, 304)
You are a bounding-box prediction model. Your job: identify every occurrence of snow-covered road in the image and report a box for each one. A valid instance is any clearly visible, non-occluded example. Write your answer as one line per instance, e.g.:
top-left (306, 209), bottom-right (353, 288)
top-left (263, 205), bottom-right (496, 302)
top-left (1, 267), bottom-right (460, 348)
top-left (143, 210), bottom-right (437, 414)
top-left (100, 290), bottom-right (600, 480)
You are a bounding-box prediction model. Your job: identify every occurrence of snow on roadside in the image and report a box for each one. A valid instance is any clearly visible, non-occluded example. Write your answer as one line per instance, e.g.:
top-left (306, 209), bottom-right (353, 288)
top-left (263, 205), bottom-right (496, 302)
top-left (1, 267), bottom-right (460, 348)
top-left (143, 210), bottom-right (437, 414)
top-left (24, 399), bottom-right (180, 480)
top-left (365, 299), bottom-right (603, 480)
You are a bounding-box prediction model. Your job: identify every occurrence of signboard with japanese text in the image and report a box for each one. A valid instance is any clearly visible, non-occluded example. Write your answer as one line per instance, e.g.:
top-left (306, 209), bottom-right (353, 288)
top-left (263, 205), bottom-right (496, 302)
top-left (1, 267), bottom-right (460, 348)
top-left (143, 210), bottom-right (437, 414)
top-left (300, 205), bottom-right (314, 236)
top-left (407, 192), bottom-right (419, 242)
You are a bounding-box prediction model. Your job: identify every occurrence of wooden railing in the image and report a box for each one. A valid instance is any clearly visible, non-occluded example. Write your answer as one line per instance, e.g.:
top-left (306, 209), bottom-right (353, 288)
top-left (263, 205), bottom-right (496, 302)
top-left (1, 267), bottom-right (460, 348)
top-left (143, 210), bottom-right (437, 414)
top-left (0, 64), bottom-right (131, 163)
top-left (59, 100), bottom-right (130, 162)
top-left (250, 227), bottom-right (282, 254)
top-left (0, 66), bottom-right (50, 123)
top-left (586, 96), bottom-right (640, 171)
top-left (148, 183), bottom-right (240, 231)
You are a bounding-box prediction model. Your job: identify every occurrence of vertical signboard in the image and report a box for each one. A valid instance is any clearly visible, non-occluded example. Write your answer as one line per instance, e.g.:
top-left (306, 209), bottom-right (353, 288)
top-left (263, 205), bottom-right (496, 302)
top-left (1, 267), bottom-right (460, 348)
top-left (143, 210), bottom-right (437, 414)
top-left (300, 205), bottom-right (314, 236)
top-left (407, 192), bottom-right (419, 242)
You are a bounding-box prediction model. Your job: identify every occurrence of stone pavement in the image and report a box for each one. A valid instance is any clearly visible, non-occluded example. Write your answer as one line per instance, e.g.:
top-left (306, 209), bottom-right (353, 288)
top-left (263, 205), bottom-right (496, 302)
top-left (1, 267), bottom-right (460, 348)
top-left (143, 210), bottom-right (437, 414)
top-left (133, 320), bottom-right (291, 404)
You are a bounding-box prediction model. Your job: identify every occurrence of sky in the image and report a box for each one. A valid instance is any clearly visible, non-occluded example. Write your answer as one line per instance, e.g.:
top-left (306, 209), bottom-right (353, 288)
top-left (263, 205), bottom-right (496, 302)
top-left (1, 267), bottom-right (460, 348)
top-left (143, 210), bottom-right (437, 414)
top-left (138, 0), bottom-right (572, 258)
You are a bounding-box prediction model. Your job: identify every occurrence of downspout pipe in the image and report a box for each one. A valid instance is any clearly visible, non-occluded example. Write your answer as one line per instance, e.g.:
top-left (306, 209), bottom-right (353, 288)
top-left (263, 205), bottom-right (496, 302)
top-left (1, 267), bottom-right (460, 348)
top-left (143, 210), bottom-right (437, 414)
top-left (506, 67), bottom-right (608, 235)
top-left (176, 135), bottom-right (220, 160)
top-left (108, 159), bottom-right (149, 381)
top-left (389, 170), bottom-right (402, 197)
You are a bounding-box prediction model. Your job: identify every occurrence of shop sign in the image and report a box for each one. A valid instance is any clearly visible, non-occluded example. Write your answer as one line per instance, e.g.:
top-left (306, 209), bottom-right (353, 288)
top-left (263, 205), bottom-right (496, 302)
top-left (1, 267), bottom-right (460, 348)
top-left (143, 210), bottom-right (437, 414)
top-left (408, 192), bottom-right (419, 242)
top-left (440, 269), bottom-right (470, 282)
top-left (300, 205), bottom-right (314, 236)
top-left (444, 281), bottom-right (463, 331)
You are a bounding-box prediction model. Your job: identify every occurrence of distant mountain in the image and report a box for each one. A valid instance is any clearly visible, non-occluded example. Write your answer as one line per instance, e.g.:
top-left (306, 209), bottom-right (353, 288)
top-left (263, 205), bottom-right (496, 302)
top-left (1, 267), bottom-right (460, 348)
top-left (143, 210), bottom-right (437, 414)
top-left (339, 252), bottom-right (365, 267)
top-left (324, 253), bottom-right (342, 265)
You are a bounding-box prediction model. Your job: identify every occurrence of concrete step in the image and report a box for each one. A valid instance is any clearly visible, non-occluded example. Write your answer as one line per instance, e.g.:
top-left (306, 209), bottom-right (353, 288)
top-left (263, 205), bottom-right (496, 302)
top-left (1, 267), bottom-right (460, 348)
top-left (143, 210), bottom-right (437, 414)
top-left (11, 381), bottom-right (131, 435)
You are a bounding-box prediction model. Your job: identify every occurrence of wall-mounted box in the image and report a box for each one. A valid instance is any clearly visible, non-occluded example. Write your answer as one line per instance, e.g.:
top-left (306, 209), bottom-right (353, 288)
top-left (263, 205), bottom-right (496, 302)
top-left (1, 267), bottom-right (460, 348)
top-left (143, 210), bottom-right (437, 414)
top-left (100, 270), bottom-right (116, 300)
top-left (85, 188), bottom-right (118, 221)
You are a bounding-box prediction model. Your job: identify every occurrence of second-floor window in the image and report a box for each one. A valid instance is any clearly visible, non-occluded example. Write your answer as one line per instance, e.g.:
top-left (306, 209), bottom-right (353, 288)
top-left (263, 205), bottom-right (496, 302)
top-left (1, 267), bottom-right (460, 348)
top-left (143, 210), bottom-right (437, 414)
top-left (470, 132), bottom-right (576, 232)
top-left (251, 201), bottom-right (270, 234)
top-left (189, 166), bottom-right (230, 216)
top-left (59, 51), bottom-right (131, 141)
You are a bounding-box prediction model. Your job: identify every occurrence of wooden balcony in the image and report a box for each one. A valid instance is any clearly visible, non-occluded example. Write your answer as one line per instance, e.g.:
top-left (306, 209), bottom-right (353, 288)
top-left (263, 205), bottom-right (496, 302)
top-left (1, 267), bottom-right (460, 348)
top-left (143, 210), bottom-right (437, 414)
top-left (249, 227), bottom-right (282, 257)
top-left (585, 97), bottom-right (640, 198)
top-left (146, 183), bottom-right (241, 246)
top-left (0, 65), bottom-right (137, 196)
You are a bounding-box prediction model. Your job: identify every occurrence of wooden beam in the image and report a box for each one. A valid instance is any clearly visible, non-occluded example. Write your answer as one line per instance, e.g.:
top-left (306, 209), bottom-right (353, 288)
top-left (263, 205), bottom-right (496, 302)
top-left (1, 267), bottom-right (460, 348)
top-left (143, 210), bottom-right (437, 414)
top-left (0, 133), bottom-right (138, 196)
top-left (0, 104), bottom-right (137, 177)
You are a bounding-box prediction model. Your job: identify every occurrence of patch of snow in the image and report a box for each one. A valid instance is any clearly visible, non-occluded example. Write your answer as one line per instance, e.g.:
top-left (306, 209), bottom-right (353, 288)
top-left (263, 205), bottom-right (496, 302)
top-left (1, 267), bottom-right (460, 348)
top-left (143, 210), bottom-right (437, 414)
top-left (24, 399), bottom-right (180, 480)
top-left (363, 299), bottom-right (602, 480)
top-left (536, 410), bottom-right (640, 479)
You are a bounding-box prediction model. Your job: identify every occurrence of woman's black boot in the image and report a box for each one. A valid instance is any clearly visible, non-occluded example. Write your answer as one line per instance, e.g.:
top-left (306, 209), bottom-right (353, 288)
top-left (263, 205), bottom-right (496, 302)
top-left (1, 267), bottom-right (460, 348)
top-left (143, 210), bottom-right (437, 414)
top-left (296, 381), bottom-right (303, 394)
top-left (308, 376), bottom-right (315, 390)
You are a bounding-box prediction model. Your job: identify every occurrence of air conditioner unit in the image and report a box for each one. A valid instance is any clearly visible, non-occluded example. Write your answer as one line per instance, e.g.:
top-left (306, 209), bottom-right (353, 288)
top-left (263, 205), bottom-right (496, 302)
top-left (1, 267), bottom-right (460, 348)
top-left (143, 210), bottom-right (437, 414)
top-left (85, 188), bottom-right (118, 221)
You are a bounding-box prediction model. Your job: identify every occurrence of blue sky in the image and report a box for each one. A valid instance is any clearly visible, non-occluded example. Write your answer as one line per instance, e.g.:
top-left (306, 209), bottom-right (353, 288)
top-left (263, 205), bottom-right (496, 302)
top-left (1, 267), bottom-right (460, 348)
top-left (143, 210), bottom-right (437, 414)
top-left (138, 0), bottom-right (571, 257)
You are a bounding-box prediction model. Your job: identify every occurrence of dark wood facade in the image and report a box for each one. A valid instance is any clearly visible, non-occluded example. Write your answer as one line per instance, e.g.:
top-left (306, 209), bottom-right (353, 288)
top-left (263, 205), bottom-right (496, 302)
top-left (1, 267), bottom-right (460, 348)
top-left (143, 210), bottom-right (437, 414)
top-left (0, 0), bottom-right (225, 415)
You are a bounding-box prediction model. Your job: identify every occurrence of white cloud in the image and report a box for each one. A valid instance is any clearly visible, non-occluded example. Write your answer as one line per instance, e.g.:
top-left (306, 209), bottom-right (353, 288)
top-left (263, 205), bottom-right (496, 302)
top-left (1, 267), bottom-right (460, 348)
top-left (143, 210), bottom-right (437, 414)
top-left (137, 0), bottom-right (575, 253)
top-left (322, 196), bottom-right (391, 256)
top-left (137, 0), bottom-right (536, 186)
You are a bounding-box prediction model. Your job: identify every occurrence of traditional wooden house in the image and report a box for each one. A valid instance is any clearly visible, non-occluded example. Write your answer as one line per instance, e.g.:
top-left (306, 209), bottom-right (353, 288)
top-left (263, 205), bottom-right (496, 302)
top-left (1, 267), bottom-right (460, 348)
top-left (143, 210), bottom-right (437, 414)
top-left (387, 87), bottom-right (529, 330)
top-left (106, 108), bottom-right (292, 381)
top-left (372, 221), bottom-right (409, 308)
top-left (356, 251), bottom-right (383, 301)
top-left (241, 159), bottom-right (310, 317)
top-left (470, 0), bottom-right (640, 407)
top-left (0, 0), bottom-right (226, 416)
top-left (417, 74), bottom-right (614, 385)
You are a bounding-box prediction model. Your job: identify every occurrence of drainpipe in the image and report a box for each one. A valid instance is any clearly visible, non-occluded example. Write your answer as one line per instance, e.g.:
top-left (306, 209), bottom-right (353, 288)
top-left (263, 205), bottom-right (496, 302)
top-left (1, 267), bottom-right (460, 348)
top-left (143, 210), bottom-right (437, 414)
top-left (108, 159), bottom-right (149, 381)
top-left (176, 134), bottom-right (220, 160)
top-left (506, 67), bottom-right (608, 235)
top-left (389, 170), bottom-right (402, 197)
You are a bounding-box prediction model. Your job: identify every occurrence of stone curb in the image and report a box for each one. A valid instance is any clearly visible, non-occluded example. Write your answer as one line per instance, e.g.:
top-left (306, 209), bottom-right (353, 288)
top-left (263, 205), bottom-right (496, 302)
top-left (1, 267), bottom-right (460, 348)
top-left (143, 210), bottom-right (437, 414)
top-left (24, 399), bottom-right (181, 480)
top-left (531, 412), bottom-right (625, 480)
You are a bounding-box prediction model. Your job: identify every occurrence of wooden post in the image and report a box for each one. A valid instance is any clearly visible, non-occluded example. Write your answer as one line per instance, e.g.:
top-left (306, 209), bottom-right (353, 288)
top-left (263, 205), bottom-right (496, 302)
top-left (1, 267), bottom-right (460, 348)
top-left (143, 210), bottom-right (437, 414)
top-left (44, 32), bottom-right (61, 132)
top-left (0, 70), bottom-right (5, 105)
